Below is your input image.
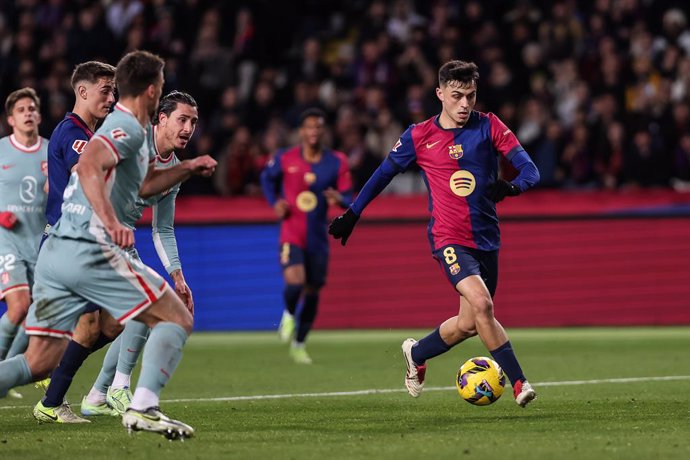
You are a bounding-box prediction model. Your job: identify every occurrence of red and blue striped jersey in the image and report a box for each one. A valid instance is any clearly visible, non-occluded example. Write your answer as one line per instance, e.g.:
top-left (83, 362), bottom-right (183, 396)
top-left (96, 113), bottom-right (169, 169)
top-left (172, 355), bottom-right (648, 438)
top-left (352, 111), bottom-right (538, 251)
top-left (261, 146), bottom-right (352, 253)
top-left (46, 112), bottom-right (93, 226)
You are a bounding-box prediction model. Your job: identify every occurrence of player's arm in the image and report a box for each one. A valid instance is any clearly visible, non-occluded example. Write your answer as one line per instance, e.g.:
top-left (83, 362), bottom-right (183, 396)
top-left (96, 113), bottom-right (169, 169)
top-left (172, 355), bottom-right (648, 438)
top-left (488, 113), bottom-right (540, 202)
top-left (324, 153), bottom-right (354, 209)
top-left (259, 152), bottom-right (289, 218)
top-left (139, 155), bottom-right (217, 199)
top-left (329, 128), bottom-right (416, 245)
top-left (152, 188), bottom-right (193, 313)
top-left (79, 136), bottom-right (133, 247)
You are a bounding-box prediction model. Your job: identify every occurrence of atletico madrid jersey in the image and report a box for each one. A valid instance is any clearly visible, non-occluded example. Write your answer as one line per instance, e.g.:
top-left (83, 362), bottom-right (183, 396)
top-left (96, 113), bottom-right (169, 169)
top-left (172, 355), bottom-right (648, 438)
top-left (46, 112), bottom-right (93, 226)
top-left (261, 146), bottom-right (352, 253)
top-left (352, 111), bottom-right (536, 252)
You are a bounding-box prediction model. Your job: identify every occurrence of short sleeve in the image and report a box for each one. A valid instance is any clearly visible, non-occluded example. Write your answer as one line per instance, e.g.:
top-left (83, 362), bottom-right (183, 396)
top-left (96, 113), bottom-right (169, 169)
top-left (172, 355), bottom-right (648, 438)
top-left (488, 112), bottom-right (525, 160)
top-left (387, 125), bottom-right (417, 171)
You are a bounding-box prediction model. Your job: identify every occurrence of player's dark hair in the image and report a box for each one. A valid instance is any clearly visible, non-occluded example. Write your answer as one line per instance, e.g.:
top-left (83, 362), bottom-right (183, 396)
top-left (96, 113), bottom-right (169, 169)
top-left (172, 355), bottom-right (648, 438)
top-left (70, 61), bottom-right (116, 89)
top-left (153, 90), bottom-right (198, 125)
top-left (115, 50), bottom-right (165, 98)
top-left (300, 107), bottom-right (326, 125)
top-left (5, 87), bottom-right (40, 115)
top-left (438, 60), bottom-right (480, 88)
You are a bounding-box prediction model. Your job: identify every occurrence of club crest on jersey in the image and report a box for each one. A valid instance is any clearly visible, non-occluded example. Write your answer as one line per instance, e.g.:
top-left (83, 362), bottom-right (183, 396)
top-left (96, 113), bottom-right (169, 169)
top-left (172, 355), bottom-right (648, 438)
top-left (41, 161), bottom-right (48, 177)
top-left (448, 144), bottom-right (463, 159)
top-left (392, 138), bottom-right (402, 152)
top-left (1, 272), bottom-right (9, 285)
top-left (110, 128), bottom-right (128, 141)
top-left (449, 263), bottom-right (461, 276)
top-left (72, 139), bottom-right (88, 154)
top-left (304, 172), bottom-right (316, 185)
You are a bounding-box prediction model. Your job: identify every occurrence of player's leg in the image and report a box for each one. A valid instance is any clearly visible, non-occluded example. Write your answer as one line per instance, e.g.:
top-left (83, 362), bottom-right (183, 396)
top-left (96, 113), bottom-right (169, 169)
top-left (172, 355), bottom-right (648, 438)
top-left (279, 244), bottom-right (305, 343)
top-left (81, 330), bottom-right (121, 417)
top-left (104, 320), bottom-right (150, 414)
top-left (455, 249), bottom-right (536, 407)
top-left (6, 323), bottom-right (29, 359)
top-left (0, 288), bottom-right (31, 360)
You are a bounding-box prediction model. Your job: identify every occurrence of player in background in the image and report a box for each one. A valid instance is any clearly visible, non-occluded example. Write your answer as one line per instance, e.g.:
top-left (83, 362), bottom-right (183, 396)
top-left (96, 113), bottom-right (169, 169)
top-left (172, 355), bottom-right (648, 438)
top-left (260, 108), bottom-right (353, 364)
top-left (75, 91), bottom-right (197, 418)
top-left (28, 61), bottom-right (117, 417)
top-left (0, 88), bottom-right (48, 399)
top-left (329, 60), bottom-right (540, 407)
top-left (0, 50), bottom-right (216, 440)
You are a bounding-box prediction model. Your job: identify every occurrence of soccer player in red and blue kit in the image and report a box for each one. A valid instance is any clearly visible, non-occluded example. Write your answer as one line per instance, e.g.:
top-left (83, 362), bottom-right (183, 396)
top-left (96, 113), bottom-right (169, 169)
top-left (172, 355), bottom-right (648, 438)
top-left (261, 108), bottom-right (353, 364)
top-left (329, 60), bottom-right (540, 407)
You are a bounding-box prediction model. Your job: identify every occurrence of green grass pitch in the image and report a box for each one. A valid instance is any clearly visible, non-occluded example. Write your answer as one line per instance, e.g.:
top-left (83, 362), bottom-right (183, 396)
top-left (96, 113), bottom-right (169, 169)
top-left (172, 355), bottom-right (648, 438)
top-left (1, 327), bottom-right (689, 459)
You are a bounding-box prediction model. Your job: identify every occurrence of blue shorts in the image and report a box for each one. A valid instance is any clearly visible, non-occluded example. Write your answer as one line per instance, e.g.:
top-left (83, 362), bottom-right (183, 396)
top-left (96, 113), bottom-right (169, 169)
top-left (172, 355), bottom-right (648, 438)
top-left (432, 244), bottom-right (499, 297)
top-left (279, 243), bottom-right (328, 288)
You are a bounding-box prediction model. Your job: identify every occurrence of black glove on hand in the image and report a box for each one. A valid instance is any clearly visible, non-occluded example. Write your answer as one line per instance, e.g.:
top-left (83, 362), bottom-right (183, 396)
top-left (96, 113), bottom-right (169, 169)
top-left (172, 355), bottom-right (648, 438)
top-left (489, 179), bottom-right (521, 203)
top-left (328, 208), bottom-right (360, 246)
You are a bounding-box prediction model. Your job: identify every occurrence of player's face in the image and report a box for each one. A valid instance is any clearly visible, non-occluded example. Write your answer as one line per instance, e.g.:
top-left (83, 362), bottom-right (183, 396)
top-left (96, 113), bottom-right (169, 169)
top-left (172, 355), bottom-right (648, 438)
top-left (300, 116), bottom-right (325, 149)
top-left (436, 81), bottom-right (477, 127)
top-left (159, 103), bottom-right (199, 150)
top-left (83, 77), bottom-right (115, 120)
top-left (7, 97), bottom-right (41, 136)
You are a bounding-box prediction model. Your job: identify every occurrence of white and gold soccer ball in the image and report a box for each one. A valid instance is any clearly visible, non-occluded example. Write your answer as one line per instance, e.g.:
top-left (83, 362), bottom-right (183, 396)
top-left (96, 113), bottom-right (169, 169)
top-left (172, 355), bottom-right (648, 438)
top-left (456, 357), bottom-right (506, 405)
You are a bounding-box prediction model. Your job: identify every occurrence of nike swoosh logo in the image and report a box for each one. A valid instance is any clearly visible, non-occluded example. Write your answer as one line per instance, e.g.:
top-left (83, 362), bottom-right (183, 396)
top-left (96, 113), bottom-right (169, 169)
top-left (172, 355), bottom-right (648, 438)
top-left (127, 348), bottom-right (137, 353)
top-left (38, 409), bottom-right (58, 421)
top-left (426, 141), bottom-right (441, 149)
top-left (1, 164), bottom-right (14, 170)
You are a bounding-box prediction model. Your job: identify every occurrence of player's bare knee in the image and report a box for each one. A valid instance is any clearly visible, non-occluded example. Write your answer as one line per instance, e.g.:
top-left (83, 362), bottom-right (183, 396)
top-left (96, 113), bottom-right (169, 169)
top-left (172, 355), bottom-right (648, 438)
top-left (471, 296), bottom-right (494, 318)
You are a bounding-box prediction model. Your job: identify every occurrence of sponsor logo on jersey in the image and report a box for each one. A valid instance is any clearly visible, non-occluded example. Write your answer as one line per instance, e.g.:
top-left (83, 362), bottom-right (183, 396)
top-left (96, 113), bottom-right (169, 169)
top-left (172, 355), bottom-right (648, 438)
top-left (62, 202), bottom-right (87, 215)
top-left (392, 138), bottom-right (402, 152)
top-left (111, 128), bottom-right (128, 140)
top-left (449, 170), bottom-right (476, 197)
top-left (449, 263), bottom-right (461, 275)
top-left (448, 144), bottom-right (463, 159)
top-left (20, 176), bottom-right (38, 203)
top-left (295, 191), bottom-right (318, 212)
top-left (72, 139), bottom-right (88, 154)
top-left (304, 172), bottom-right (316, 185)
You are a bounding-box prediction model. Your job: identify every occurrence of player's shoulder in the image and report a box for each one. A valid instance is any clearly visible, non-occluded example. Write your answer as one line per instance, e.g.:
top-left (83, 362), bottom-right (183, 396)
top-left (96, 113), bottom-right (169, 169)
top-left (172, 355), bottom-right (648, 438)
top-left (476, 111), bottom-right (502, 126)
top-left (96, 105), bottom-right (144, 142)
top-left (327, 149), bottom-right (349, 164)
top-left (279, 145), bottom-right (301, 159)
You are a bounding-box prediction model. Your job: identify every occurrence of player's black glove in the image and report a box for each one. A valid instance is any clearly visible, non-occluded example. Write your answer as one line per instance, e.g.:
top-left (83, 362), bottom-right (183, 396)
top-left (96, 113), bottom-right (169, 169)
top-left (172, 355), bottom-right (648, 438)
top-left (489, 179), bottom-right (521, 203)
top-left (328, 208), bottom-right (360, 246)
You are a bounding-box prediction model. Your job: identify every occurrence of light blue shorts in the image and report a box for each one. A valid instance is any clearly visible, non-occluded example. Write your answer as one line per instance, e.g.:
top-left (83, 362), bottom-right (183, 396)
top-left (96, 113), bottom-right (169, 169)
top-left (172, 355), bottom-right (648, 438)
top-left (25, 235), bottom-right (168, 339)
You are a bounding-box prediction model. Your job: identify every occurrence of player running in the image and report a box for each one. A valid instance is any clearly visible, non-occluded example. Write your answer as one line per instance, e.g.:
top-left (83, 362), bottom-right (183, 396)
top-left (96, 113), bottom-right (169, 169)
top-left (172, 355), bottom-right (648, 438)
top-left (0, 51), bottom-right (216, 440)
top-left (261, 108), bottom-right (352, 364)
top-left (329, 60), bottom-right (540, 407)
top-left (0, 88), bottom-right (48, 388)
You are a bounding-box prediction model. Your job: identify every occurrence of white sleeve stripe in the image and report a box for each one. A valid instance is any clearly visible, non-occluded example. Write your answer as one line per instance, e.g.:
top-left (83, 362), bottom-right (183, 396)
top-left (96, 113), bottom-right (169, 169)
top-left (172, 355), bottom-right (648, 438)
top-left (153, 231), bottom-right (171, 268)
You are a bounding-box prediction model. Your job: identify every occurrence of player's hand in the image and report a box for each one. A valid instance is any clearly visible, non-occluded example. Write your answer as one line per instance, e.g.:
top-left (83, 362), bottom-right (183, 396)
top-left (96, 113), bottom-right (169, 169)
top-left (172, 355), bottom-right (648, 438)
top-left (328, 208), bottom-right (359, 246)
top-left (187, 155), bottom-right (217, 177)
top-left (0, 211), bottom-right (17, 229)
top-left (105, 221), bottom-right (134, 248)
top-left (489, 179), bottom-right (521, 203)
top-left (171, 270), bottom-right (194, 315)
top-left (274, 199), bottom-right (290, 219)
top-left (323, 188), bottom-right (342, 206)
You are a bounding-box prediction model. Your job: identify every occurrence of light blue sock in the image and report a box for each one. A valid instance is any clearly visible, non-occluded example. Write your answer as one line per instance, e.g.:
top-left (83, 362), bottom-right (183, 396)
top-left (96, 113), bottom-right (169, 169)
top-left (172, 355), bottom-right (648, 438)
top-left (6, 326), bottom-right (29, 359)
top-left (93, 334), bottom-right (122, 394)
top-left (0, 313), bottom-right (19, 360)
top-left (136, 322), bottom-right (187, 397)
top-left (0, 354), bottom-right (32, 398)
top-left (117, 320), bottom-right (150, 375)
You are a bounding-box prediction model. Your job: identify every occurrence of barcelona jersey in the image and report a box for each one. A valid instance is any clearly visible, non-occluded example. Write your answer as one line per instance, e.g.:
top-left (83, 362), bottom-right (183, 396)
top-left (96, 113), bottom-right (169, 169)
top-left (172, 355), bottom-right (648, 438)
top-left (261, 146), bottom-right (352, 254)
top-left (46, 112), bottom-right (93, 226)
top-left (352, 111), bottom-right (539, 252)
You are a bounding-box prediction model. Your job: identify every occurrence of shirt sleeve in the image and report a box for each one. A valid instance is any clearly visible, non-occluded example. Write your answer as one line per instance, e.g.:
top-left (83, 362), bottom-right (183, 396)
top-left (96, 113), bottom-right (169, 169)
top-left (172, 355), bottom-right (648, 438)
top-left (64, 127), bottom-right (90, 170)
top-left (335, 152), bottom-right (353, 208)
top-left (488, 113), bottom-right (540, 191)
top-left (350, 126), bottom-right (416, 215)
top-left (260, 151), bottom-right (283, 207)
top-left (151, 186), bottom-right (181, 274)
top-left (92, 118), bottom-right (145, 164)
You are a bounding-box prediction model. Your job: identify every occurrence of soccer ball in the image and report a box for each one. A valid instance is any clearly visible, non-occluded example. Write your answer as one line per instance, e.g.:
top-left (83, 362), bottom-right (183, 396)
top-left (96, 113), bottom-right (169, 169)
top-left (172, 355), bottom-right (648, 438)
top-left (456, 357), bottom-right (506, 405)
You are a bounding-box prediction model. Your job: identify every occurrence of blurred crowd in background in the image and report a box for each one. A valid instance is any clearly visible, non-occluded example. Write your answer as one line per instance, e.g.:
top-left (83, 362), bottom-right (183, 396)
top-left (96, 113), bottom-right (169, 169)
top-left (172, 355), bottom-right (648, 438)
top-left (2, 0), bottom-right (690, 195)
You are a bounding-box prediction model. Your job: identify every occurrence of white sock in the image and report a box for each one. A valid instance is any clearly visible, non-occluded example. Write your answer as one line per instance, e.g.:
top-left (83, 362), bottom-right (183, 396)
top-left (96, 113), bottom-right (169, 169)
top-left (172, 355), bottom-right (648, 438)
top-left (86, 387), bottom-right (107, 405)
top-left (112, 371), bottom-right (131, 389)
top-left (129, 387), bottom-right (159, 411)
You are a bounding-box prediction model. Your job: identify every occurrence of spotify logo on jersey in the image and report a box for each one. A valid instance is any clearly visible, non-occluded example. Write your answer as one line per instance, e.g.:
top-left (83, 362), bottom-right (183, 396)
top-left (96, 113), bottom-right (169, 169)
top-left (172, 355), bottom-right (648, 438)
top-left (449, 170), bottom-right (476, 197)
